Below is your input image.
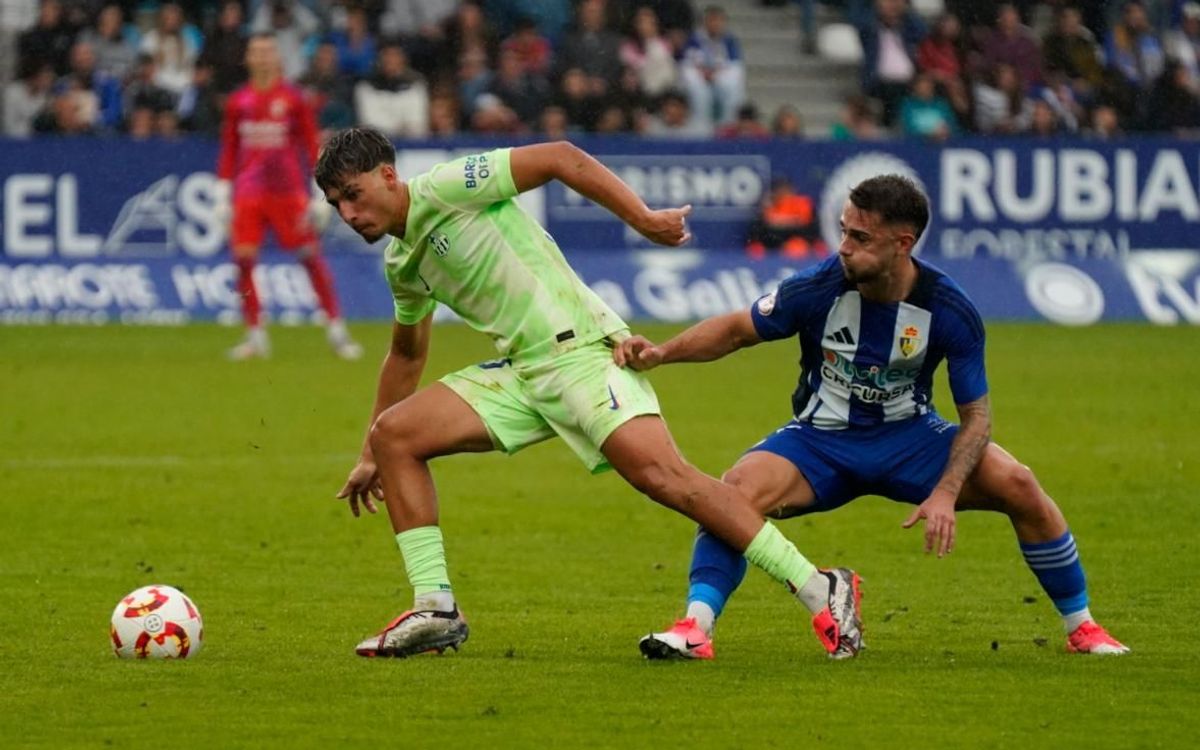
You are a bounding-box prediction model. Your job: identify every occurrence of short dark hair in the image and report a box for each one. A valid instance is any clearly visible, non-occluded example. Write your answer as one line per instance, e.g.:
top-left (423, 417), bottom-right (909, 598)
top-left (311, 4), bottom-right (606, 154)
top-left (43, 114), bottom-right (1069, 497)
top-left (315, 127), bottom-right (397, 192)
top-left (848, 174), bottom-right (929, 240)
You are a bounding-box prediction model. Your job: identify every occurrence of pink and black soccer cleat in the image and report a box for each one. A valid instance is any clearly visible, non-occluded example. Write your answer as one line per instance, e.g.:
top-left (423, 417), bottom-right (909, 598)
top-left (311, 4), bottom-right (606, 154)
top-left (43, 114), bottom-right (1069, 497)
top-left (355, 608), bottom-right (469, 658)
top-left (1066, 621), bottom-right (1129, 655)
top-left (639, 617), bottom-right (715, 660)
top-left (811, 568), bottom-right (864, 660)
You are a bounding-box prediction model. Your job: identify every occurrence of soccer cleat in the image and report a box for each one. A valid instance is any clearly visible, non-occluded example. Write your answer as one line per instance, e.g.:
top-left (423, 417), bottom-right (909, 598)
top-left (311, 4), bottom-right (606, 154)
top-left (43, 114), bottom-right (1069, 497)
top-left (1066, 621), bottom-right (1129, 655)
top-left (639, 617), bottom-right (715, 660)
top-left (811, 568), bottom-right (864, 660)
top-left (355, 608), bottom-right (469, 658)
top-left (327, 328), bottom-right (363, 361)
top-left (227, 332), bottom-right (270, 360)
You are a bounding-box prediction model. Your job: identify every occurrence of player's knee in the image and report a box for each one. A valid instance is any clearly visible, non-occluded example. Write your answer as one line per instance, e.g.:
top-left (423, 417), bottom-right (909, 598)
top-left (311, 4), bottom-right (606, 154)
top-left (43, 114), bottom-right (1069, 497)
top-left (720, 469), bottom-right (766, 514)
top-left (369, 411), bottom-right (419, 459)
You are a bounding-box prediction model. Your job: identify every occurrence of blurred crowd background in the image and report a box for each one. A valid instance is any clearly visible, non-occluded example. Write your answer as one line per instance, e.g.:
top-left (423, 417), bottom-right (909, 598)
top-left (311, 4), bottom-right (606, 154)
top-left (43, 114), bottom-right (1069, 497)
top-left (3, 0), bottom-right (1200, 142)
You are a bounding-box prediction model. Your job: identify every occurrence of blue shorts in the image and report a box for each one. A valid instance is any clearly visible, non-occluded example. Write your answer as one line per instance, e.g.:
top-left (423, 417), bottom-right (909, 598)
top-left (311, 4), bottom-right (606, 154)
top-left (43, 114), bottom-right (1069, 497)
top-left (748, 413), bottom-right (959, 514)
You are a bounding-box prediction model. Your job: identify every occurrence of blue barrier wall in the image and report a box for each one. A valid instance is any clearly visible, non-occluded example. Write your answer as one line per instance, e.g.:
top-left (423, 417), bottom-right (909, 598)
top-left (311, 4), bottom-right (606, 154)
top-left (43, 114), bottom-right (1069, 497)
top-left (2, 137), bottom-right (1198, 325)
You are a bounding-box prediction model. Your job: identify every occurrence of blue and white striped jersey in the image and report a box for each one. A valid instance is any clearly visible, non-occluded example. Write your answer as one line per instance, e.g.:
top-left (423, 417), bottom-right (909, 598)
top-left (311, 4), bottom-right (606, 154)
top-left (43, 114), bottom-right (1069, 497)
top-left (750, 256), bottom-right (988, 430)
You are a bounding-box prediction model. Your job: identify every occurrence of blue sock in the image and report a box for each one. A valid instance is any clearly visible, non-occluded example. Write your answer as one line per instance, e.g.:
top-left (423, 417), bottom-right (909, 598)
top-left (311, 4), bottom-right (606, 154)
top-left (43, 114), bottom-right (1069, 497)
top-left (1020, 530), bottom-right (1089, 616)
top-left (687, 527), bottom-right (748, 620)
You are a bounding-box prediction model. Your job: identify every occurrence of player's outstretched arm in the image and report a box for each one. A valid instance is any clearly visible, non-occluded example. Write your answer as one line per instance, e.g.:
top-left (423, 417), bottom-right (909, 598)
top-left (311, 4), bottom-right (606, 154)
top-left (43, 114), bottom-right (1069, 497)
top-left (902, 395), bottom-right (992, 557)
top-left (614, 310), bottom-right (761, 371)
top-left (508, 141), bottom-right (691, 246)
top-left (336, 315), bottom-right (433, 517)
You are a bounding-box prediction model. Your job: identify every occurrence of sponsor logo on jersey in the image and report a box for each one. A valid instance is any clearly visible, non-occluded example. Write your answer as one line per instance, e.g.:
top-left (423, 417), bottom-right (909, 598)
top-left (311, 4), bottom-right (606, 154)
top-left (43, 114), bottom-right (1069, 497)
top-left (270, 98), bottom-right (287, 119)
top-left (463, 154), bottom-right (490, 189)
top-left (899, 325), bottom-right (921, 358)
top-left (757, 291), bottom-right (777, 315)
top-left (429, 232), bottom-right (450, 257)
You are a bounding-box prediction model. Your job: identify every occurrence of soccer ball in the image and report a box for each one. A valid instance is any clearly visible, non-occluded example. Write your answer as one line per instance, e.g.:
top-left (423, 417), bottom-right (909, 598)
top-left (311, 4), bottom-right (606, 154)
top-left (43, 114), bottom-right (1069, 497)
top-left (110, 585), bottom-right (204, 659)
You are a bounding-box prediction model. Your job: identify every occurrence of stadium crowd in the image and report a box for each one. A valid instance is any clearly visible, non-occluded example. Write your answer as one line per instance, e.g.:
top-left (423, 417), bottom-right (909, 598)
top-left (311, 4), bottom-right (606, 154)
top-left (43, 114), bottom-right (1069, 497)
top-left (2, 0), bottom-right (1199, 141)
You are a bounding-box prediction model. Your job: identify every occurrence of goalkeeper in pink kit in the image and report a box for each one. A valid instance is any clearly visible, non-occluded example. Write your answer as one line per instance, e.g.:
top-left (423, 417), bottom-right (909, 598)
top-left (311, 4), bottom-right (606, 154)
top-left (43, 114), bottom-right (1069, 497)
top-left (215, 33), bottom-right (361, 360)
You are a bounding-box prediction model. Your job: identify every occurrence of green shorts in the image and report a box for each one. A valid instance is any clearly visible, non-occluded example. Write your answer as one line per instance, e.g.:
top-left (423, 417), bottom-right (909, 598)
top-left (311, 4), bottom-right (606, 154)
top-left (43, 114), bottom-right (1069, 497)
top-left (440, 338), bottom-right (661, 473)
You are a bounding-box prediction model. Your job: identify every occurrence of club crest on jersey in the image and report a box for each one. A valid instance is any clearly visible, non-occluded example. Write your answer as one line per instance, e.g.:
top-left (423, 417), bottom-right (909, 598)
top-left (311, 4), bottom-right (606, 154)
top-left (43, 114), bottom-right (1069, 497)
top-left (757, 292), bottom-right (777, 316)
top-left (429, 232), bottom-right (450, 257)
top-left (269, 98), bottom-right (287, 118)
top-left (899, 325), bottom-right (921, 358)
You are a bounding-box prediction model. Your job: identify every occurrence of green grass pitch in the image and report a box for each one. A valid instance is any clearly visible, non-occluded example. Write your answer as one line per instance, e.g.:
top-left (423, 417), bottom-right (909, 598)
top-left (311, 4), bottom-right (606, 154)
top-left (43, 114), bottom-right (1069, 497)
top-left (1, 322), bottom-right (1197, 748)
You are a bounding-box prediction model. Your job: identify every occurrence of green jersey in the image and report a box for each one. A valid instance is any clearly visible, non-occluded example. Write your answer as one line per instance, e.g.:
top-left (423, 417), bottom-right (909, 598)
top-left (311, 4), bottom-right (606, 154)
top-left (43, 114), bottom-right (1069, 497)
top-left (384, 148), bottom-right (627, 362)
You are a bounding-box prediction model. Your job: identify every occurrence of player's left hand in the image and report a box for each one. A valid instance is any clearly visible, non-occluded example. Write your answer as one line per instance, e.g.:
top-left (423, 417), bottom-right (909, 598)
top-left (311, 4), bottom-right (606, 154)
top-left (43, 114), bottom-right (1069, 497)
top-left (612, 335), bottom-right (663, 370)
top-left (902, 488), bottom-right (958, 557)
top-left (336, 459), bottom-right (383, 518)
top-left (634, 205), bottom-right (693, 247)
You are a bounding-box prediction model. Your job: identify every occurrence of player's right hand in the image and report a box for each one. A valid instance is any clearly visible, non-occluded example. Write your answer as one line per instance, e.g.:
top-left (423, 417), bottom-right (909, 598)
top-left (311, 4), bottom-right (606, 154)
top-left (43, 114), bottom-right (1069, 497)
top-left (613, 335), bottom-right (664, 371)
top-left (336, 459), bottom-right (382, 518)
top-left (634, 204), bottom-right (693, 247)
top-left (212, 179), bottom-right (232, 231)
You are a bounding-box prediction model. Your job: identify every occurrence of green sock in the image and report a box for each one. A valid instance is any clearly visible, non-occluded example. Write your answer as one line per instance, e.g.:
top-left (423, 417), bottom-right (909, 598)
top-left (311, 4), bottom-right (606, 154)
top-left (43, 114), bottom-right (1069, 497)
top-left (743, 522), bottom-right (818, 605)
top-left (395, 526), bottom-right (453, 598)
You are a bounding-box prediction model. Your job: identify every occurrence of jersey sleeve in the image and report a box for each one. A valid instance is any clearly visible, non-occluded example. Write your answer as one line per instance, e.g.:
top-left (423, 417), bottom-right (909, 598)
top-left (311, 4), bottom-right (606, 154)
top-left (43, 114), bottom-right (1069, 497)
top-left (937, 284), bottom-right (989, 405)
top-left (215, 93), bottom-right (239, 180)
top-left (749, 258), bottom-right (838, 341)
top-left (423, 148), bottom-right (519, 211)
top-left (391, 287), bottom-right (437, 325)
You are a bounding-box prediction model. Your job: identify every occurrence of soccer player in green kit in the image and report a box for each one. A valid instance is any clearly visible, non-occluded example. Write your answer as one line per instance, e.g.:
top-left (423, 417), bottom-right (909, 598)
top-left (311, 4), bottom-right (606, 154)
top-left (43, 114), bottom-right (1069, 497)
top-left (316, 128), bottom-right (863, 659)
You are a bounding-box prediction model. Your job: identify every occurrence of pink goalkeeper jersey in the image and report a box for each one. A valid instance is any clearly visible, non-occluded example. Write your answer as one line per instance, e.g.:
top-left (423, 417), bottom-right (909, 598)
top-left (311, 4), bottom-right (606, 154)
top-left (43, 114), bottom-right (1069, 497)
top-left (216, 80), bottom-right (319, 199)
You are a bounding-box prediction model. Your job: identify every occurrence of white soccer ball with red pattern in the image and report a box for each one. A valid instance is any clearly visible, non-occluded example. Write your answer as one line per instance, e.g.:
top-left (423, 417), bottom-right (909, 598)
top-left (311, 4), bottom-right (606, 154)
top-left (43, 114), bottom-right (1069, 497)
top-left (110, 585), bottom-right (204, 659)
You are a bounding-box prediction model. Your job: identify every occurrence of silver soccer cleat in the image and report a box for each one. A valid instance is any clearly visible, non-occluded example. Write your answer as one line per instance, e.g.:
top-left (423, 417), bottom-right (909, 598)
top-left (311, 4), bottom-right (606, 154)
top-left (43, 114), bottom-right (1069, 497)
top-left (355, 609), bottom-right (469, 658)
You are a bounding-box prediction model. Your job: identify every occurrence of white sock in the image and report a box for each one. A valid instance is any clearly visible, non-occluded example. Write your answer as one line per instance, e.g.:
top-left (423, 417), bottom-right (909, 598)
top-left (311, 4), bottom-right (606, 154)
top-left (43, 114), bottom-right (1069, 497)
top-left (327, 318), bottom-right (348, 340)
top-left (414, 590), bottom-right (456, 613)
top-left (796, 570), bottom-right (831, 614)
top-left (248, 327), bottom-right (268, 347)
top-left (1064, 607), bottom-right (1092, 633)
top-left (685, 601), bottom-right (716, 636)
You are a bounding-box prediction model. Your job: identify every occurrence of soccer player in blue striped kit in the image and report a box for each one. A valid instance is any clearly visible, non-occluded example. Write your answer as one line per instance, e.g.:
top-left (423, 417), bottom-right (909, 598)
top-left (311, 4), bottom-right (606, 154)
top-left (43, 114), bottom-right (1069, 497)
top-left (615, 174), bottom-right (1128, 659)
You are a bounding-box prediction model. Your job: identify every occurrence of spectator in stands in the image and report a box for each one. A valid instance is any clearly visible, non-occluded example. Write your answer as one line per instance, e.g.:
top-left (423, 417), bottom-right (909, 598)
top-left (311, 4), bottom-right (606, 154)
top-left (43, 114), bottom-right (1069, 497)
top-left (428, 93), bottom-right (460, 137)
top-left (645, 88), bottom-right (711, 138)
top-left (1085, 103), bottom-right (1124, 139)
top-left (553, 66), bottom-right (601, 130)
top-left (1028, 99), bottom-right (1063, 137)
top-left (441, 1), bottom-right (499, 84)
top-left (500, 16), bottom-right (553, 78)
top-left (355, 43), bottom-right (429, 138)
top-left (123, 53), bottom-right (177, 129)
top-left (771, 104), bottom-right (804, 138)
top-left (594, 102), bottom-right (630, 133)
top-left (716, 102), bottom-right (770, 139)
top-left (486, 0), bottom-right (573, 43)
top-left (299, 40), bottom-right (355, 132)
top-left (916, 13), bottom-right (968, 118)
top-left (469, 92), bottom-right (522, 133)
top-left (646, 0), bottom-right (696, 56)
top-left (250, 0), bottom-right (320, 81)
top-left (538, 104), bottom-right (570, 137)
top-left (197, 1), bottom-right (247, 96)
top-left (178, 60), bottom-right (222, 135)
top-left (679, 5), bottom-right (746, 126)
top-left (831, 92), bottom-right (883, 140)
top-left (486, 47), bottom-right (550, 129)
top-left (558, 0), bottom-right (624, 95)
top-left (978, 3), bottom-right (1042, 90)
top-left (1165, 2), bottom-right (1200, 94)
top-left (33, 81), bottom-right (97, 135)
top-left (58, 40), bottom-right (123, 131)
top-left (1144, 60), bottom-right (1200, 133)
top-left (1042, 6), bottom-right (1105, 94)
top-left (1036, 70), bottom-right (1084, 133)
top-left (900, 72), bottom-right (957, 141)
top-left (456, 48), bottom-right (493, 123)
top-left (857, 0), bottom-right (925, 127)
top-left (973, 62), bottom-right (1033, 133)
top-left (80, 4), bottom-right (138, 83)
top-left (0, 1), bottom-right (39, 119)
top-left (18, 0), bottom-right (76, 77)
top-left (328, 6), bottom-right (376, 80)
top-left (745, 176), bottom-right (821, 259)
top-left (140, 2), bottom-right (199, 95)
top-left (3, 62), bottom-right (55, 137)
top-left (1105, 1), bottom-right (1165, 91)
top-left (381, 0), bottom-right (458, 75)
top-left (620, 5), bottom-right (677, 98)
